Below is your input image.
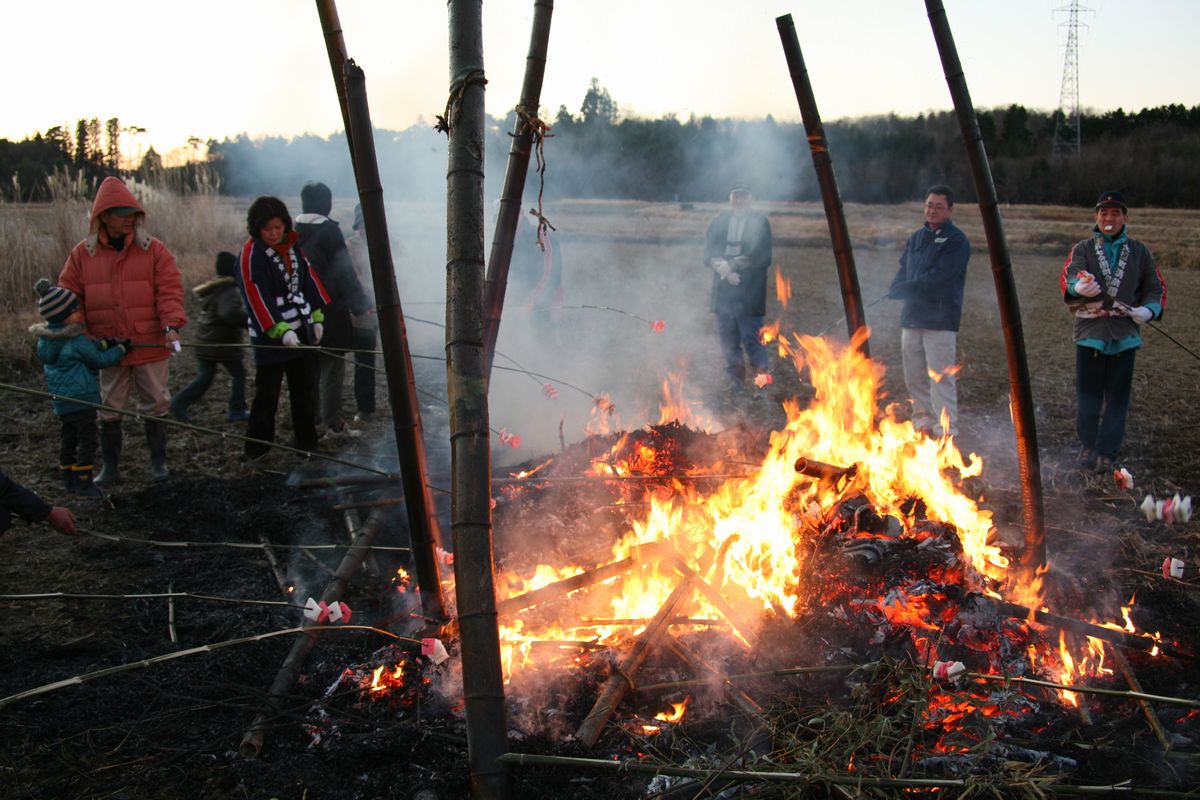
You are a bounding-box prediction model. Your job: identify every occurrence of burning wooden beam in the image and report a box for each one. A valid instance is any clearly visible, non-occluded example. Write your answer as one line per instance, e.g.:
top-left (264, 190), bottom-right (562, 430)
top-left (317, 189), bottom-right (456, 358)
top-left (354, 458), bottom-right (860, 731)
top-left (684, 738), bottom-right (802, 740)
top-left (775, 14), bottom-right (869, 356)
top-left (1107, 645), bottom-right (1172, 752)
top-left (667, 555), bottom-right (760, 650)
top-left (976, 594), bottom-right (1191, 659)
top-left (794, 457), bottom-right (857, 485)
top-left (664, 635), bottom-right (764, 721)
top-left (343, 59), bottom-right (448, 622)
top-left (575, 578), bottom-right (695, 747)
top-left (496, 542), bottom-right (658, 617)
top-left (924, 0), bottom-right (1048, 578)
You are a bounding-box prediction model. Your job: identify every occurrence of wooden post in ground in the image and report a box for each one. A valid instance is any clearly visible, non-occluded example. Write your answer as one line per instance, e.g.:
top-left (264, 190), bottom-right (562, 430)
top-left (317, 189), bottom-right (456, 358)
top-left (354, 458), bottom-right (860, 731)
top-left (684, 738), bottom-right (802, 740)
top-left (482, 0), bottom-right (555, 378)
top-left (343, 60), bottom-right (448, 622)
top-left (775, 14), bottom-right (869, 356)
top-left (924, 0), bottom-right (1047, 580)
top-left (445, 1), bottom-right (510, 796)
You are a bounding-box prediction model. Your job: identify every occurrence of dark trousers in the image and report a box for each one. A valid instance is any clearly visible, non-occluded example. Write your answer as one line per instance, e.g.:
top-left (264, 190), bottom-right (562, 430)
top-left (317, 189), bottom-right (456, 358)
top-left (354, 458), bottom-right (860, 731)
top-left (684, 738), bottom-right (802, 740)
top-left (353, 326), bottom-right (377, 415)
top-left (60, 408), bottom-right (99, 466)
top-left (246, 353), bottom-right (319, 458)
top-left (714, 311), bottom-right (769, 380)
top-left (174, 358), bottom-right (248, 414)
top-left (1076, 345), bottom-right (1137, 459)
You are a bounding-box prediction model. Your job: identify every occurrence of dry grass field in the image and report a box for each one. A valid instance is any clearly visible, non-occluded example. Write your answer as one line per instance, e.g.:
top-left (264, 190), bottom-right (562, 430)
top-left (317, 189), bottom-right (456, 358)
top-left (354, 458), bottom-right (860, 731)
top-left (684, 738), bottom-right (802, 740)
top-left (2, 193), bottom-right (1200, 798)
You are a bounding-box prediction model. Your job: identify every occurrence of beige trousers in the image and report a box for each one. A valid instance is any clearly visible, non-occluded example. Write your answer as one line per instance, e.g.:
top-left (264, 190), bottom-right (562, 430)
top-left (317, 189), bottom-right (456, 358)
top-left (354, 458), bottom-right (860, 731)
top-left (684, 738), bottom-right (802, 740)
top-left (901, 327), bottom-right (959, 437)
top-left (99, 360), bottom-right (171, 422)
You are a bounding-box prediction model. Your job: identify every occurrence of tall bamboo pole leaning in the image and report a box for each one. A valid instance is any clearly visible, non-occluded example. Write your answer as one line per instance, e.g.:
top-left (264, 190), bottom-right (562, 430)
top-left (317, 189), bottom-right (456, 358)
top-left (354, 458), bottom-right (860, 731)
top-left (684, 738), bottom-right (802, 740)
top-left (775, 14), bottom-right (869, 356)
top-left (924, 0), bottom-right (1046, 576)
top-left (481, 0), bottom-right (554, 378)
top-left (314, 0), bottom-right (357, 176)
top-left (445, 1), bottom-right (510, 797)
top-left (343, 60), bottom-right (448, 622)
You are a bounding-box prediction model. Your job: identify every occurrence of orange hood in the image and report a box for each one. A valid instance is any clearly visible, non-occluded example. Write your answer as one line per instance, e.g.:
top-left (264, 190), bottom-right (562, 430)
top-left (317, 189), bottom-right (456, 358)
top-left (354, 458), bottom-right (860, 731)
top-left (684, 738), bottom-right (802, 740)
top-left (86, 177), bottom-right (152, 255)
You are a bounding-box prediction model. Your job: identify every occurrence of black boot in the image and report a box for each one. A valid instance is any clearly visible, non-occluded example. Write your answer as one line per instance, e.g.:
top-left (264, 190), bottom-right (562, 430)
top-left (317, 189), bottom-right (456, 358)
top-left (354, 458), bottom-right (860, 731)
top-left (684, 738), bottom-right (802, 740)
top-left (73, 465), bottom-right (103, 499)
top-left (96, 422), bottom-right (122, 487)
top-left (145, 418), bottom-right (169, 482)
top-left (60, 464), bottom-right (76, 495)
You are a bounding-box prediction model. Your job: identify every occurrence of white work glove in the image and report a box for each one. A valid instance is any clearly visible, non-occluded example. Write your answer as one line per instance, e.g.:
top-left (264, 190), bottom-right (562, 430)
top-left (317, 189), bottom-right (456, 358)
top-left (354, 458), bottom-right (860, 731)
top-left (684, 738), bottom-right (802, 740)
top-left (713, 259), bottom-right (732, 280)
top-left (312, 322), bottom-right (324, 344)
top-left (281, 330), bottom-right (300, 347)
top-left (725, 271), bottom-right (741, 286)
top-left (1128, 306), bottom-right (1153, 324)
top-left (1074, 275), bottom-right (1101, 298)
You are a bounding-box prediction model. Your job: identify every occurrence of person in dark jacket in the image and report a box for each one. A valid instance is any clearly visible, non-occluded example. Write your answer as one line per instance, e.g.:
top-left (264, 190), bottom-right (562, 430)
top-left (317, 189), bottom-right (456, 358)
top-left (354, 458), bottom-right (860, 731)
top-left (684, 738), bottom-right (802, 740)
top-left (236, 196), bottom-right (330, 461)
top-left (703, 184), bottom-right (773, 400)
top-left (294, 181), bottom-right (370, 438)
top-left (30, 279), bottom-right (129, 498)
top-left (887, 185), bottom-right (971, 438)
top-left (170, 252), bottom-right (251, 423)
top-left (1059, 191), bottom-right (1166, 472)
top-left (345, 204), bottom-right (378, 422)
top-left (0, 469), bottom-right (76, 536)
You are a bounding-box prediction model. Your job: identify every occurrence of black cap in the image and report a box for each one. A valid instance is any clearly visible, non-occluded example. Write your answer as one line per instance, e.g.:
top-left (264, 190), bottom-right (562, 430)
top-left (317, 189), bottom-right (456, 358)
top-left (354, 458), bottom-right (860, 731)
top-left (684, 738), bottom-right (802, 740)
top-left (1095, 191), bottom-right (1128, 212)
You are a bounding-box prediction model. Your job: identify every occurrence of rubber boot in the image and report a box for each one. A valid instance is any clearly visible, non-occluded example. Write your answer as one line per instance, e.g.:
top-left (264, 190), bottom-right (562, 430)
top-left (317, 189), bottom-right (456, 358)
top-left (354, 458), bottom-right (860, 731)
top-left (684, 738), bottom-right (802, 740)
top-left (145, 418), bottom-right (169, 482)
top-left (96, 422), bottom-right (122, 487)
top-left (73, 464), bottom-right (103, 499)
top-left (60, 464), bottom-right (76, 495)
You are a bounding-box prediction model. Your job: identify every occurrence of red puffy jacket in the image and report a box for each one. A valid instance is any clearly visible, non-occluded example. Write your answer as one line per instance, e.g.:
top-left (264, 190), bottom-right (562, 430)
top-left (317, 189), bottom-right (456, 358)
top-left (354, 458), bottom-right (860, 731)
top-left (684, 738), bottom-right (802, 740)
top-left (58, 177), bottom-right (187, 366)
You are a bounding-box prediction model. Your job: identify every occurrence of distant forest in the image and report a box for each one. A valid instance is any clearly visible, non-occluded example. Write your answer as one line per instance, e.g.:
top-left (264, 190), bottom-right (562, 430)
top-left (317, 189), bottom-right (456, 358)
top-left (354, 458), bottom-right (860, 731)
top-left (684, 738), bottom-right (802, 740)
top-left (4, 87), bottom-right (1199, 208)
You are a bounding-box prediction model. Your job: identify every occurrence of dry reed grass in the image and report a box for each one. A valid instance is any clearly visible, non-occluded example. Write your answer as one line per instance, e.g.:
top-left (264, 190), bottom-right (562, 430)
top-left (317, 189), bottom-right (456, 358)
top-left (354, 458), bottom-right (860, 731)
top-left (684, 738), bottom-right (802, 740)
top-left (0, 169), bottom-right (244, 358)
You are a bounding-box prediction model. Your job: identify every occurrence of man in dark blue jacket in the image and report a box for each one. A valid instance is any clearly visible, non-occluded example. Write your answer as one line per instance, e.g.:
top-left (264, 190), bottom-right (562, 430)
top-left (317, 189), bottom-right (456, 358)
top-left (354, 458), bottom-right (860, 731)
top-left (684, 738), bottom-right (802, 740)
top-left (1, 469), bottom-right (76, 536)
top-left (888, 185), bottom-right (970, 437)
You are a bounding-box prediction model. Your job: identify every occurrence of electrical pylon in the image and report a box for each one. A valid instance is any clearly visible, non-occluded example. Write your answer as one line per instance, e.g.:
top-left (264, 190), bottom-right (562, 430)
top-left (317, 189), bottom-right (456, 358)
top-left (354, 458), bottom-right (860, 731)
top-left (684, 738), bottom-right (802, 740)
top-left (1053, 1), bottom-right (1089, 158)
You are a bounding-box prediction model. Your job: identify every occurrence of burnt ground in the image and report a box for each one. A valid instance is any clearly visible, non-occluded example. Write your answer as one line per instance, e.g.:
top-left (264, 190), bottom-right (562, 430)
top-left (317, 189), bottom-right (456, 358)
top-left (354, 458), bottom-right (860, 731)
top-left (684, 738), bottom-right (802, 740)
top-left (3, 235), bottom-right (1200, 799)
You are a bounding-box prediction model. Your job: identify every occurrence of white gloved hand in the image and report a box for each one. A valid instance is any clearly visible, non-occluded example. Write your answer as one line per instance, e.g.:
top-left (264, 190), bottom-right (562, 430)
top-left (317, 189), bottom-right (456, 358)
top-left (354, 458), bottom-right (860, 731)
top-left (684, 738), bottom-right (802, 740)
top-left (1128, 305), bottom-right (1153, 324)
top-left (1074, 277), bottom-right (1101, 297)
top-left (281, 330), bottom-right (300, 347)
top-left (312, 322), bottom-right (324, 343)
top-left (713, 259), bottom-right (732, 280)
top-left (725, 271), bottom-right (741, 286)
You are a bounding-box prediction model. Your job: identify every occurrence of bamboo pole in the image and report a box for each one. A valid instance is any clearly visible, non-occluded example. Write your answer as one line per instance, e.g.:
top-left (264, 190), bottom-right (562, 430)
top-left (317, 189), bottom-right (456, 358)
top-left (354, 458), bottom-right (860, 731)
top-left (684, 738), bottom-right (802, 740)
top-left (343, 59), bottom-right (447, 622)
top-left (239, 510), bottom-right (387, 758)
top-left (1107, 645), bottom-right (1172, 752)
top-left (497, 753), bottom-right (1200, 796)
top-left (667, 555), bottom-right (759, 650)
top-left (775, 14), bottom-right (868, 356)
top-left (924, 0), bottom-right (1047, 578)
top-left (314, 0), bottom-right (357, 175)
top-left (575, 578), bottom-right (695, 747)
top-left (482, 0), bottom-right (555, 378)
top-left (446, 2), bottom-right (510, 796)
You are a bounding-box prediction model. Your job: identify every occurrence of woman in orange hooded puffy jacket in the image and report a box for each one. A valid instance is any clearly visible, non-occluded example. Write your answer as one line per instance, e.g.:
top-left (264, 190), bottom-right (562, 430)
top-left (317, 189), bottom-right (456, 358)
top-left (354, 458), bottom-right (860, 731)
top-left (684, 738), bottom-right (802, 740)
top-left (58, 177), bottom-right (187, 486)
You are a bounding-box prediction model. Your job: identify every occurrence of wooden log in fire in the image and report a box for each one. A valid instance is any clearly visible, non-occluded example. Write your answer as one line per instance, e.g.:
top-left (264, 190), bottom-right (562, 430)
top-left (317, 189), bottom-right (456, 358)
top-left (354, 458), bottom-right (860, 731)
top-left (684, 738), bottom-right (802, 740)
top-left (239, 509), bottom-right (387, 758)
top-left (794, 457), bottom-right (857, 485)
top-left (575, 578), bottom-right (695, 747)
top-left (667, 555), bottom-right (760, 650)
top-left (496, 541), bottom-right (659, 617)
top-left (977, 594), bottom-right (1192, 659)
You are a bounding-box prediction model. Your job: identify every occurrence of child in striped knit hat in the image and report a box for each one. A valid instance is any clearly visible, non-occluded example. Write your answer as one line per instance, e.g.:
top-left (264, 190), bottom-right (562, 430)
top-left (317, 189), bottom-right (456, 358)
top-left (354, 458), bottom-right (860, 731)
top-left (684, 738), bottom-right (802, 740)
top-left (29, 279), bottom-right (130, 498)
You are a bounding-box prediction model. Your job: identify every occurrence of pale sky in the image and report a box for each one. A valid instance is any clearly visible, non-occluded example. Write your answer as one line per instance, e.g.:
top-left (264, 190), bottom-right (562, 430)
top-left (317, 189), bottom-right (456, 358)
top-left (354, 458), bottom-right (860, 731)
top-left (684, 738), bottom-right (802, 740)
top-left (5, 1), bottom-right (1198, 163)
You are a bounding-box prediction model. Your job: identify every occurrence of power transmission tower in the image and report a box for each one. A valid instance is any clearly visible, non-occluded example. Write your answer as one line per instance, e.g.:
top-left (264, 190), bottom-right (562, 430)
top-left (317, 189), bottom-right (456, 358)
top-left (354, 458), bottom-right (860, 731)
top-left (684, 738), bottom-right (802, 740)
top-left (1052, 1), bottom-right (1089, 158)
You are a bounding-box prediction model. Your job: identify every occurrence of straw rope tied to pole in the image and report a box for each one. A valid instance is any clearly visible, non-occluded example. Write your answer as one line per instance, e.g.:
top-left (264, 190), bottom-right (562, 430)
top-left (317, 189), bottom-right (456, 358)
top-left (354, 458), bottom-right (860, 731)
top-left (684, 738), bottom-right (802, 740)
top-left (512, 105), bottom-right (557, 251)
top-left (435, 69), bottom-right (488, 136)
